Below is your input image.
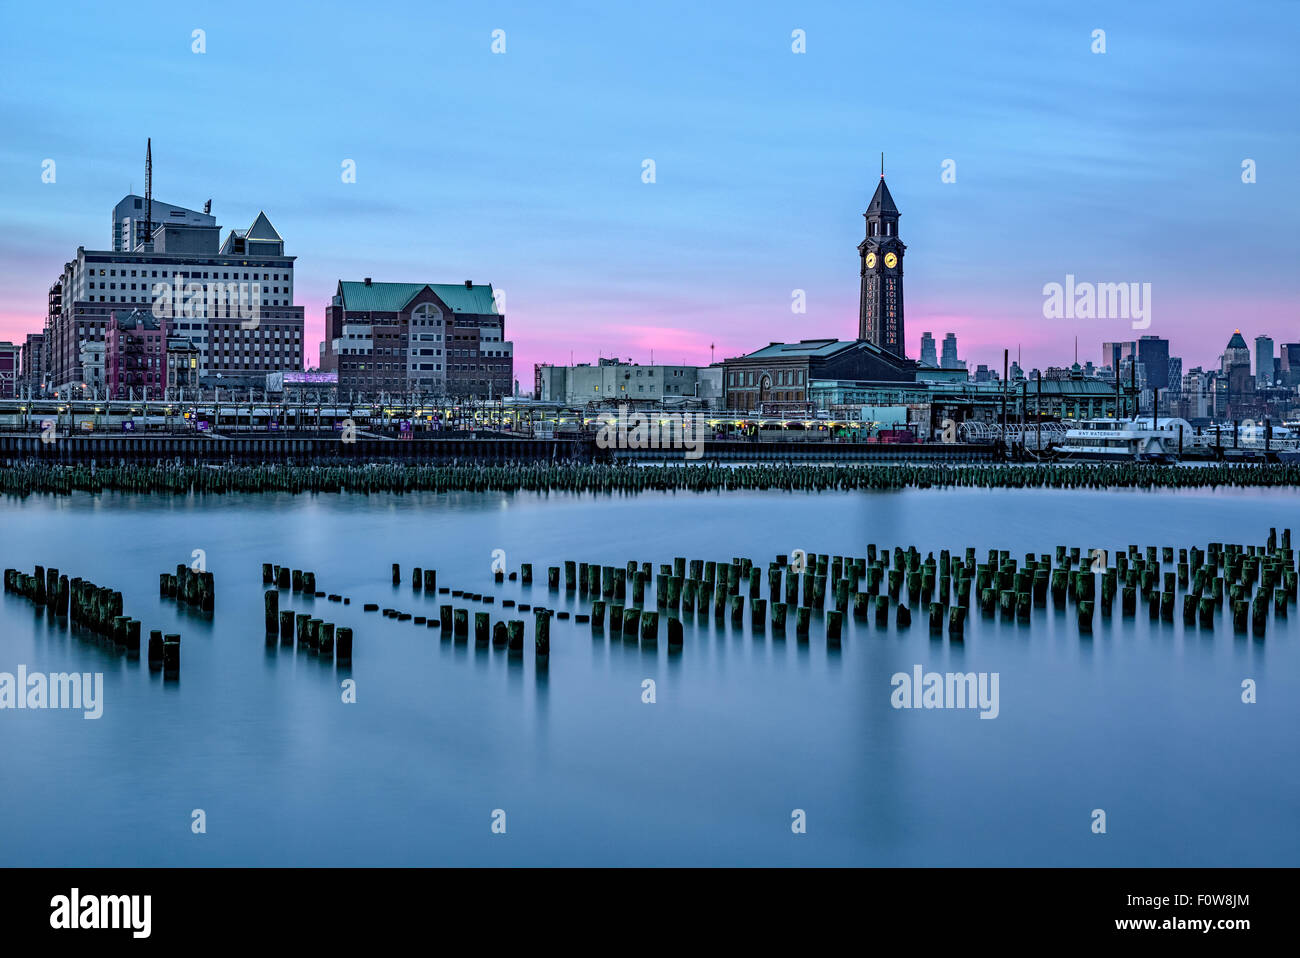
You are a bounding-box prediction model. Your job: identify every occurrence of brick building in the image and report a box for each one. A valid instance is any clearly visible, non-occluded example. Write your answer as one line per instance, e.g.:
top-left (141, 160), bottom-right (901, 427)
top-left (0, 341), bottom-right (17, 399)
top-left (106, 310), bottom-right (167, 400)
top-left (20, 333), bottom-right (45, 397)
top-left (321, 278), bottom-right (512, 399)
top-left (45, 196), bottom-right (303, 393)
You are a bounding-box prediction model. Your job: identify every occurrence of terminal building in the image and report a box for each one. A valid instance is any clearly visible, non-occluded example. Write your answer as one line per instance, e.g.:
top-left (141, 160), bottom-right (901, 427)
top-left (534, 358), bottom-right (722, 407)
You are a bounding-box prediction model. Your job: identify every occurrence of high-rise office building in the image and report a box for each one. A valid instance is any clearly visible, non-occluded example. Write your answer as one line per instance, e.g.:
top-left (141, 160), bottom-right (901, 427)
top-left (1137, 335), bottom-right (1170, 391)
top-left (1222, 330), bottom-right (1251, 375)
top-left (1280, 344), bottom-right (1300, 388)
top-left (1166, 356), bottom-right (1182, 399)
top-left (1255, 335), bottom-right (1274, 387)
top-left (940, 333), bottom-right (963, 369)
top-left (44, 195), bottom-right (304, 393)
top-left (919, 332), bottom-right (937, 367)
top-left (1102, 341), bottom-right (1136, 373)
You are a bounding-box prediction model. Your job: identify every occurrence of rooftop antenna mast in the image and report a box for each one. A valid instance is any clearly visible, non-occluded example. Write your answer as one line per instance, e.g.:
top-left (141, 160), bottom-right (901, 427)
top-left (144, 138), bottom-right (152, 252)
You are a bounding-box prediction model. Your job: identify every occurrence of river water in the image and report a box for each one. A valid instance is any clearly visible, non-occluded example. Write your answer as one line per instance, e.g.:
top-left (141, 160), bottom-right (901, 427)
top-left (1, 486), bottom-right (1297, 865)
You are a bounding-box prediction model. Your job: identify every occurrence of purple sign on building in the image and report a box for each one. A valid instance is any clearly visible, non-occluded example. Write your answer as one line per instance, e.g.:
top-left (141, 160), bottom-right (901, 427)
top-left (196, 420), bottom-right (209, 432)
top-left (284, 371), bottom-right (338, 386)
top-left (122, 420), bottom-right (135, 432)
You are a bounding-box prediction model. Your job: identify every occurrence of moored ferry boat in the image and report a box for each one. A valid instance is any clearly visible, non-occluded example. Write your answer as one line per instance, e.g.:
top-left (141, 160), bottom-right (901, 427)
top-left (1058, 417), bottom-right (1194, 462)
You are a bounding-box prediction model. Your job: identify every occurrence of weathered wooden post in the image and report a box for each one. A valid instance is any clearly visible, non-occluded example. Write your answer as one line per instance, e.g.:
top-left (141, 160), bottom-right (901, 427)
top-left (162, 633), bottom-right (180, 676)
top-left (264, 590), bottom-right (279, 634)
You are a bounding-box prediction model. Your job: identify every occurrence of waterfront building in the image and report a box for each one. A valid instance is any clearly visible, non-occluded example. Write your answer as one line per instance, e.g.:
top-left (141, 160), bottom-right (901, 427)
top-left (0, 342), bottom-right (17, 399)
top-left (56, 341), bottom-right (106, 397)
top-left (721, 339), bottom-right (914, 412)
top-left (44, 196), bottom-right (304, 388)
top-left (105, 309), bottom-right (167, 400)
top-left (809, 372), bottom-right (1121, 432)
top-left (534, 358), bottom-right (721, 407)
top-left (19, 333), bottom-right (45, 397)
top-left (321, 278), bottom-right (511, 400)
top-left (166, 335), bottom-right (200, 397)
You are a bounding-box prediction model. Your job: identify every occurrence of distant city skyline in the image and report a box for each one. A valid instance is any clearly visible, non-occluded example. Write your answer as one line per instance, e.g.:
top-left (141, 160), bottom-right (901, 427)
top-left (1, 0), bottom-right (1296, 378)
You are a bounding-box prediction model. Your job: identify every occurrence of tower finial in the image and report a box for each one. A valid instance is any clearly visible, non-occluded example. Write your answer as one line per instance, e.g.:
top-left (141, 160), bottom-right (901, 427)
top-left (881, 152), bottom-right (885, 178)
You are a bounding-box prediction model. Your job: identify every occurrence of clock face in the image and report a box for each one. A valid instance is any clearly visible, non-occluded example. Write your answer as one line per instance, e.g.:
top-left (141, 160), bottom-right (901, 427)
top-left (864, 253), bottom-right (877, 269)
top-left (884, 252), bottom-right (898, 269)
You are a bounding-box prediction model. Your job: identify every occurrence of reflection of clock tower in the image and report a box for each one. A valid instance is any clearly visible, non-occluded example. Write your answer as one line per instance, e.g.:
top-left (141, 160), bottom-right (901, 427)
top-left (857, 174), bottom-right (906, 357)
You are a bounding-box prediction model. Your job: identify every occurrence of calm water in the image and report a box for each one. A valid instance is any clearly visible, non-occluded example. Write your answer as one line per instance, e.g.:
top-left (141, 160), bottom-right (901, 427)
top-left (1, 486), bottom-right (1297, 866)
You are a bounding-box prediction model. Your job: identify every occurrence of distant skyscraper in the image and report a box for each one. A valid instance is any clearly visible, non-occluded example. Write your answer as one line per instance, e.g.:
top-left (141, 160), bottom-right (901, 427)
top-left (1223, 330), bottom-right (1253, 416)
top-left (940, 333), bottom-right (962, 369)
top-left (1281, 344), bottom-right (1300, 388)
top-left (1137, 335), bottom-right (1170, 391)
top-left (919, 332), bottom-right (937, 367)
top-left (1254, 335), bottom-right (1274, 387)
top-left (1102, 341), bottom-right (1136, 372)
top-left (1166, 357), bottom-right (1182, 399)
top-left (1222, 330), bottom-right (1250, 375)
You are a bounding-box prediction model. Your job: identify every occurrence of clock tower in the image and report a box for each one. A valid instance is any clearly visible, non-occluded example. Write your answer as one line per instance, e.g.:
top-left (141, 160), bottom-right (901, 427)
top-left (857, 174), bottom-right (906, 357)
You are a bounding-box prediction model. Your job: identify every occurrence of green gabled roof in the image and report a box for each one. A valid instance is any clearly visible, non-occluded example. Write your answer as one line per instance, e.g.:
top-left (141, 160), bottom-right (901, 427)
top-left (338, 281), bottom-right (498, 314)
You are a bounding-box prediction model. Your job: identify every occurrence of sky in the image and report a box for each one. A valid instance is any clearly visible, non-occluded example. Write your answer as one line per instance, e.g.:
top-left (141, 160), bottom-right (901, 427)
top-left (1, 0), bottom-right (1297, 379)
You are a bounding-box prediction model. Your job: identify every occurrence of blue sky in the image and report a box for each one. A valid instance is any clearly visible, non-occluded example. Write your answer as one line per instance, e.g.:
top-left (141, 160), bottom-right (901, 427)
top-left (1, 0), bottom-right (1296, 376)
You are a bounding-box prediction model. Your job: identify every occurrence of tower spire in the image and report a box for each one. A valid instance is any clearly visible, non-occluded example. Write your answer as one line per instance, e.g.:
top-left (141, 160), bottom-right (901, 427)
top-left (881, 152), bottom-right (885, 178)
